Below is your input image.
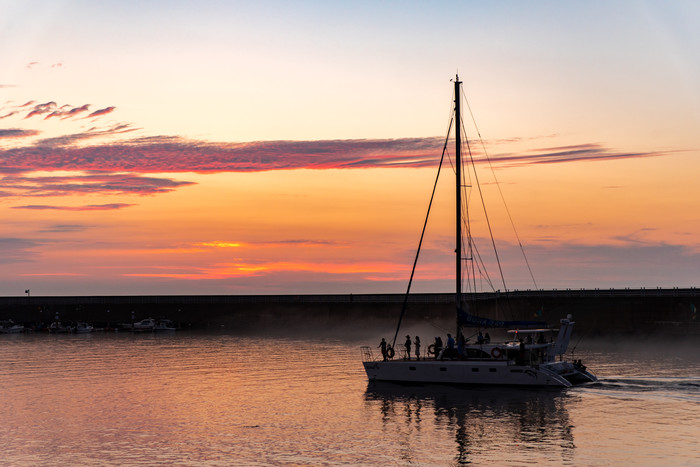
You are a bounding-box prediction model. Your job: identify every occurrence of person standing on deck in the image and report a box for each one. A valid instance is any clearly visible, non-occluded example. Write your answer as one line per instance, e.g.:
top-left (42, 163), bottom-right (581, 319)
top-left (404, 335), bottom-right (412, 360)
top-left (434, 336), bottom-right (443, 359)
top-left (414, 336), bottom-right (421, 360)
top-left (378, 338), bottom-right (388, 361)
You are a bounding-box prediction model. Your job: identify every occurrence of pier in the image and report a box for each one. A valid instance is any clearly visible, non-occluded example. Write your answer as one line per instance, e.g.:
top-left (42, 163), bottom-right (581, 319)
top-left (1, 288), bottom-right (698, 336)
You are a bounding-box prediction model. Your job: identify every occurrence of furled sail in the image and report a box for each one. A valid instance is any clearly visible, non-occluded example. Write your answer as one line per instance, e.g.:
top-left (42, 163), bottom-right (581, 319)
top-left (457, 306), bottom-right (546, 329)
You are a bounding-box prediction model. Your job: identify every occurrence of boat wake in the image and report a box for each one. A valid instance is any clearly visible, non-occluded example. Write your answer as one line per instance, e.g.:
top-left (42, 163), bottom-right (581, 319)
top-left (583, 376), bottom-right (700, 402)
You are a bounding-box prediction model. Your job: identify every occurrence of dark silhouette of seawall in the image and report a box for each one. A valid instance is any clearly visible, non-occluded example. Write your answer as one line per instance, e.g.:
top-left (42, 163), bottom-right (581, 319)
top-left (1, 288), bottom-right (698, 336)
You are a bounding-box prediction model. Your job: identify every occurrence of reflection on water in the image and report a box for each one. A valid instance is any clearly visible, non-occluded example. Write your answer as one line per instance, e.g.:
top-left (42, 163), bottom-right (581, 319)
top-left (365, 383), bottom-right (575, 465)
top-left (0, 333), bottom-right (698, 465)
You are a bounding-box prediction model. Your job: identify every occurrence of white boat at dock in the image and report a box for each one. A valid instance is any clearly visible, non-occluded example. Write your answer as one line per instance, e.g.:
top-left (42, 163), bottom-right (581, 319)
top-left (154, 319), bottom-right (177, 331)
top-left (74, 321), bottom-right (94, 333)
top-left (0, 319), bottom-right (25, 334)
top-left (132, 318), bottom-right (156, 332)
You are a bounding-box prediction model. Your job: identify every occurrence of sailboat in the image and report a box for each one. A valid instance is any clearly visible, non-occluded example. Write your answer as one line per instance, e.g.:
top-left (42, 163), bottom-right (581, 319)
top-left (361, 76), bottom-right (596, 387)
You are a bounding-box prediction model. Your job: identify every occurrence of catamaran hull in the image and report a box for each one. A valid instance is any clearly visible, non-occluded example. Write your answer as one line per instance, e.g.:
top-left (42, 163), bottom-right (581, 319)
top-left (363, 360), bottom-right (594, 388)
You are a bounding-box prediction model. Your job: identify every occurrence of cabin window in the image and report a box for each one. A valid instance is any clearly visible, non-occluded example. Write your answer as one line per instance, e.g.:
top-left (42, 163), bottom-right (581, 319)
top-left (510, 369), bottom-right (523, 373)
top-left (439, 367), bottom-right (447, 372)
top-left (409, 367), bottom-right (416, 371)
top-left (471, 368), bottom-right (479, 372)
top-left (489, 368), bottom-right (497, 373)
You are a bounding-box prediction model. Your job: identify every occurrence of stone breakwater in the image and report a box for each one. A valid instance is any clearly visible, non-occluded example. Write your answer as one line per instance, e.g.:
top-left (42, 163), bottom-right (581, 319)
top-left (0, 288), bottom-right (698, 336)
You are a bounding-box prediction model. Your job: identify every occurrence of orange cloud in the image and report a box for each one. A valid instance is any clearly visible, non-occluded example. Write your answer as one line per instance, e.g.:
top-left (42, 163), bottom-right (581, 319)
top-left (125, 260), bottom-right (409, 281)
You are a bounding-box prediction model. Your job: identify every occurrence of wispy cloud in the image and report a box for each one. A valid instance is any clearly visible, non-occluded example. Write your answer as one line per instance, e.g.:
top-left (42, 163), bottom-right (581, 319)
top-left (34, 123), bottom-right (136, 147)
top-left (44, 103), bottom-right (90, 120)
top-left (85, 106), bottom-right (115, 118)
top-left (124, 259), bottom-right (407, 281)
top-left (490, 143), bottom-right (675, 166)
top-left (12, 203), bottom-right (135, 211)
top-left (1, 99), bottom-right (113, 122)
top-left (24, 101), bottom-right (57, 119)
top-left (0, 136), bottom-right (675, 175)
top-left (0, 173), bottom-right (194, 197)
top-left (39, 224), bottom-right (93, 233)
top-left (0, 128), bottom-right (39, 138)
top-left (0, 237), bottom-right (42, 264)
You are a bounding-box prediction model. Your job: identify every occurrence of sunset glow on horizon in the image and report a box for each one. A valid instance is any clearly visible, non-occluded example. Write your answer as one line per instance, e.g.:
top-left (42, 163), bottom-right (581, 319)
top-left (2, 1), bottom-right (699, 295)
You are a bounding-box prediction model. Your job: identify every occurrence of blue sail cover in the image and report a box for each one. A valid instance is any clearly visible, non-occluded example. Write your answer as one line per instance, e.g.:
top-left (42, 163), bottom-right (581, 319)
top-left (458, 307), bottom-right (547, 328)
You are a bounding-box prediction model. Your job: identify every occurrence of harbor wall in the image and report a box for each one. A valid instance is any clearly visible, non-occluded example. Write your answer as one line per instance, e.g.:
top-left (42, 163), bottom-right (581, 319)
top-left (1, 288), bottom-right (698, 336)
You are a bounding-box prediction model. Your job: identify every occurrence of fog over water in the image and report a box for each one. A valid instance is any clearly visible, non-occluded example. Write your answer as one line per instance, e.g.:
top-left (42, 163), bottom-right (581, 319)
top-left (1, 331), bottom-right (698, 466)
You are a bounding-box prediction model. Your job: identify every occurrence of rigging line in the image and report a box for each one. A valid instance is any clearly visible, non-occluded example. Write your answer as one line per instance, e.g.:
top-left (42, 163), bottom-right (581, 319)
top-left (391, 116), bottom-right (454, 350)
top-left (460, 175), bottom-right (497, 294)
top-left (463, 93), bottom-right (539, 289)
top-left (461, 114), bottom-right (509, 294)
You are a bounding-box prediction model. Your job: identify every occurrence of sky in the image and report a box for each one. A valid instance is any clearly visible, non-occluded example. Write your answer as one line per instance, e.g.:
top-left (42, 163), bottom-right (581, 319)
top-left (1, 0), bottom-right (699, 296)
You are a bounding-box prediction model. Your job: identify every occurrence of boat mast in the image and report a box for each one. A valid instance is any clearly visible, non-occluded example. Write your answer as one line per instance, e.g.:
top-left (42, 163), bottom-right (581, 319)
top-left (454, 74), bottom-right (462, 334)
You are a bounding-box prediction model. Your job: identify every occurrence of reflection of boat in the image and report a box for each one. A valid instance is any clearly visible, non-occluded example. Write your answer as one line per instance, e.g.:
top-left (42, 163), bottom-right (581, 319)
top-left (74, 321), bottom-right (94, 333)
top-left (364, 382), bottom-right (575, 464)
top-left (132, 318), bottom-right (156, 332)
top-left (0, 319), bottom-right (24, 334)
top-left (361, 76), bottom-right (596, 387)
top-left (154, 319), bottom-right (177, 332)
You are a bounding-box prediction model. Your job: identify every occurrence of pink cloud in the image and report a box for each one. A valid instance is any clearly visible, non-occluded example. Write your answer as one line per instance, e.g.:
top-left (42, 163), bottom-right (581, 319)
top-left (24, 101), bottom-right (57, 119)
top-left (0, 137), bottom-right (674, 176)
top-left (12, 203), bottom-right (135, 211)
top-left (43, 104), bottom-right (91, 120)
top-left (86, 106), bottom-right (115, 118)
top-left (0, 129), bottom-right (39, 138)
top-left (0, 173), bottom-right (194, 197)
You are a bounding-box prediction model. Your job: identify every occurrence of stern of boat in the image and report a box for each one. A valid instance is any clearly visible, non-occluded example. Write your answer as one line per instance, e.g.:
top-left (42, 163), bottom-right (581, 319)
top-left (544, 361), bottom-right (597, 385)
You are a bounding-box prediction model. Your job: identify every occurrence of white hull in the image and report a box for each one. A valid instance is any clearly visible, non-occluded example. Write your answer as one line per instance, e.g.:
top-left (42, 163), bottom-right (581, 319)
top-left (363, 359), bottom-right (592, 387)
top-left (362, 318), bottom-right (596, 388)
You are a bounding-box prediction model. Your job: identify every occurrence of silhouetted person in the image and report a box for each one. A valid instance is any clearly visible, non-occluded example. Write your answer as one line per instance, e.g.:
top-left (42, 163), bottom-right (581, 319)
top-left (434, 336), bottom-right (443, 359)
top-left (477, 331), bottom-right (484, 344)
top-left (484, 332), bottom-right (491, 344)
top-left (414, 336), bottom-right (421, 360)
top-left (404, 335), bottom-right (412, 360)
top-left (378, 338), bottom-right (388, 361)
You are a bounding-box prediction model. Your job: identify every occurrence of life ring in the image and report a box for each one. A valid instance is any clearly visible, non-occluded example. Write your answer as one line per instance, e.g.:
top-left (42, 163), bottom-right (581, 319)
top-left (427, 344), bottom-right (436, 355)
top-left (386, 345), bottom-right (395, 359)
top-left (491, 347), bottom-right (503, 359)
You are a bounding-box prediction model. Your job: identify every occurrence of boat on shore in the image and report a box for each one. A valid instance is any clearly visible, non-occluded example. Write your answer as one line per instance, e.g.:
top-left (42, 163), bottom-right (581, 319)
top-left (362, 76), bottom-right (596, 387)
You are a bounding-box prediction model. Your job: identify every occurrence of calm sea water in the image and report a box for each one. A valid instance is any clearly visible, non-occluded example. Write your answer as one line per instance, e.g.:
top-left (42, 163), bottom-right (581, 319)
top-left (0, 332), bottom-right (698, 466)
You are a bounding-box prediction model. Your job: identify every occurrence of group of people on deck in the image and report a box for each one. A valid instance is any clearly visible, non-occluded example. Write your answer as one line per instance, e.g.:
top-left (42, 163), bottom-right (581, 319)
top-left (378, 330), bottom-right (493, 361)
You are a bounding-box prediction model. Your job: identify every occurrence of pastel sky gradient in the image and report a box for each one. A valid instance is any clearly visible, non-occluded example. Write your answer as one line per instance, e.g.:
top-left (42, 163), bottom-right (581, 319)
top-left (1, 0), bottom-right (699, 296)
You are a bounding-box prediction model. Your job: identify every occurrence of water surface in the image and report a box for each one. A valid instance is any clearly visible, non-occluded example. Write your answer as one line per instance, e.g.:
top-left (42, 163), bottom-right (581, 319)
top-left (1, 333), bottom-right (698, 465)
